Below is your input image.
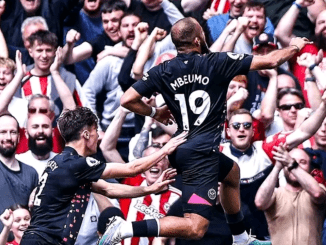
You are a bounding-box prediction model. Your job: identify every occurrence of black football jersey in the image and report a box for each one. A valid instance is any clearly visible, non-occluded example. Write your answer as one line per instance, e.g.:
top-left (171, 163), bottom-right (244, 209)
top-left (26, 147), bottom-right (106, 242)
top-left (133, 51), bottom-right (253, 152)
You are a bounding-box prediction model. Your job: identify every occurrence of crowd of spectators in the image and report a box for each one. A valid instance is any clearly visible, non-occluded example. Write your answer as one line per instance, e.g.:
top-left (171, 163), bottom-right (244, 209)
top-left (1, 0), bottom-right (326, 244)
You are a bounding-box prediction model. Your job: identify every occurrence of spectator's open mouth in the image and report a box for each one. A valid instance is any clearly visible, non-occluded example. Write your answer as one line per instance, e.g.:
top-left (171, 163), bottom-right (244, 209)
top-left (0, 82), bottom-right (8, 90)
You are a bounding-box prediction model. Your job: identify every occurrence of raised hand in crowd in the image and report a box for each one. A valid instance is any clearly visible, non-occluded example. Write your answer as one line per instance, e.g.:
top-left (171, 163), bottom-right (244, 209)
top-left (151, 27), bottom-right (168, 42)
top-left (50, 47), bottom-right (76, 111)
top-left (66, 29), bottom-right (81, 48)
top-left (0, 50), bottom-right (26, 114)
top-left (50, 47), bottom-right (64, 73)
top-left (63, 29), bottom-right (80, 62)
top-left (0, 209), bottom-right (13, 229)
top-left (131, 22), bottom-right (150, 51)
top-left (203, 0), bottom-right (219, 20)
top-left (210, 18), bottom-right (238, 52)
top-left (132, 27), bottom-right (167, 79)
top-left (0, 209), bottom-right (13, 245)
top-left (221, 17), bottom-right (249, 52)
top-left (298, 49), bottom-right (326, 90)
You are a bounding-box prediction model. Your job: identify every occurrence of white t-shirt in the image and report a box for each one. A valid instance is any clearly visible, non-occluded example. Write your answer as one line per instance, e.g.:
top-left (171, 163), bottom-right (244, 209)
top-left (16, 150), bottom-right (57, 178)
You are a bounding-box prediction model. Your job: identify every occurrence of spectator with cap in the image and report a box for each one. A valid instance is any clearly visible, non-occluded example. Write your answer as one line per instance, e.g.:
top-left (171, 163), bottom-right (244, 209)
top-left (206, 0), bottom-right (274, 45)
top-left (242, 32), bottom-right (300, 114)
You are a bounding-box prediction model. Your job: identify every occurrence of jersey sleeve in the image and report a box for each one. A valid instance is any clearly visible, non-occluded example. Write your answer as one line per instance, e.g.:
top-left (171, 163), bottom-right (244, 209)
top-left (132, 68), bottom-right (159, 98)
top-left (213, 52), bottom-right (253, 80)
top-left (71, 156), bottom-right (106, 184)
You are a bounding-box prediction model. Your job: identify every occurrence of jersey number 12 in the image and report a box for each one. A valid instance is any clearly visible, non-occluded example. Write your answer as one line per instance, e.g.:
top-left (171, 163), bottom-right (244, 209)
top-left (175, 90), bottom-right (211, 130)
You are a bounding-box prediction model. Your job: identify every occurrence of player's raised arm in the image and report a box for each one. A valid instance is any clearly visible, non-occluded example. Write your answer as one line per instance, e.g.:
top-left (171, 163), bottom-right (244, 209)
top-left (100, 132), bottom-right (187, 179)
top-left (250, 37), bottom-right (310, 70)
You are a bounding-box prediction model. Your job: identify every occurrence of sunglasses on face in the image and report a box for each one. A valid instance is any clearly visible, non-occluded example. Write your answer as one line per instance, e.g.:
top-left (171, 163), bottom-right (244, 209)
top-left (278, 103), bottom-right (304, 111)
top-left (231, 122), bottom-right (252, 130)
top-left (28, 108), bottom-right (49, 114)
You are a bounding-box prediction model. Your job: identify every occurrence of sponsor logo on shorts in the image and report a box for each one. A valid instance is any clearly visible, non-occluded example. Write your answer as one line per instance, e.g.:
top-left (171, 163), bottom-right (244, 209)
top-left (208, 188), bottom-right (216, 200)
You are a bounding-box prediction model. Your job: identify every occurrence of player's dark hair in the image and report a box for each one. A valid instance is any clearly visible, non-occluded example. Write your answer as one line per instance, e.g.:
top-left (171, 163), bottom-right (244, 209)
top-left (244, 1), bottom-right (266, 18)
top-left (101, 0), bottom-right (127, 14)
top-left (0, 113), bottom-right (20, 132)
top-left (277, 88), bottom-right (305, 107)
top-left (171, 17), bottom-right (200, 51)
top-left (27, 30), bottom-right (58, 48)
top-left (57, 107), bottom-right (98, 143)
top-left (229, 108), bottom-right (253, 123)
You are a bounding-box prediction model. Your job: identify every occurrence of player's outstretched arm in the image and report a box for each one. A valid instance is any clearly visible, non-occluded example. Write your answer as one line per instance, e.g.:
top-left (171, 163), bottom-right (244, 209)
top-left (100, 132), bottom-right (187, 179)
top-left (250, 37), bottom-right (310, 71)
top-left (94, 168), bottom-right (177, 198)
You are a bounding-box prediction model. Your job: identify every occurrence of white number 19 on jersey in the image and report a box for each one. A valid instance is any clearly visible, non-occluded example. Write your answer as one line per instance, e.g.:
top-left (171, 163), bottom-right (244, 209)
top-left (175, 90), bottom-right (211, 130)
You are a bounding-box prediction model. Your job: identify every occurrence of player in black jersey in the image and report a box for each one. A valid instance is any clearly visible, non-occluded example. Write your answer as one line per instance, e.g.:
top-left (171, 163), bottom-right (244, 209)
top-left (19, 107), bottom-right (187, 245)
top-left (99, 18), bottom-right (310, 245)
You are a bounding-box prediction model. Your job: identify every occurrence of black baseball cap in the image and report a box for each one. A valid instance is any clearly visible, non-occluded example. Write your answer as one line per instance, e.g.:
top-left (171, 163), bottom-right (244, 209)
top-left (253, 32), bottom-right (277, 50)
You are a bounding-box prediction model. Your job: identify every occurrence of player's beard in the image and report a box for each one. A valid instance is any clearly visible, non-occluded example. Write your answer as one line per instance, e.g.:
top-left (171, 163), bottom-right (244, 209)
top-left (0, 143), bottom-right (17, 158)
top-left (28, 134), bottom-right (53, 157)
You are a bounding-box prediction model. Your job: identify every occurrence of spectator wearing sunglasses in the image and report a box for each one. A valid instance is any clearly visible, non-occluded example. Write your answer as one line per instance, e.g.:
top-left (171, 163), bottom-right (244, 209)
top-left (221, 108), bottom-right (274, 241)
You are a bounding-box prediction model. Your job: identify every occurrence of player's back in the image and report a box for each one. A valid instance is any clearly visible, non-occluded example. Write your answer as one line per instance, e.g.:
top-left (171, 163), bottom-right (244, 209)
top-left (26, 147), bottom-right (105, 242)
top-left (144, 51), bottom-right (252, 151)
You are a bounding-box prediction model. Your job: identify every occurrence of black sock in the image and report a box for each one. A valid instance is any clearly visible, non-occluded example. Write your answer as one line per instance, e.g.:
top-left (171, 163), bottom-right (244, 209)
top-left (132, 219), bottom-right (159, 237)
top-left (225, 211), bottom-right (246, 235)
